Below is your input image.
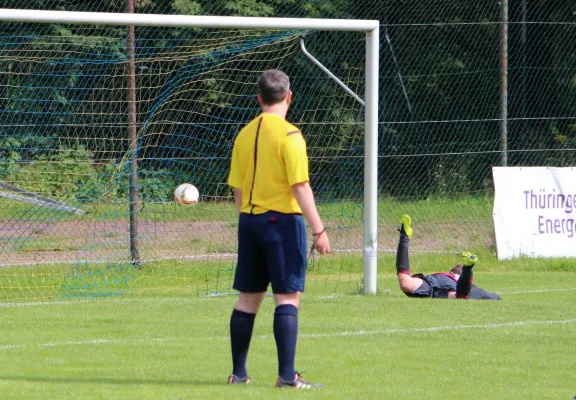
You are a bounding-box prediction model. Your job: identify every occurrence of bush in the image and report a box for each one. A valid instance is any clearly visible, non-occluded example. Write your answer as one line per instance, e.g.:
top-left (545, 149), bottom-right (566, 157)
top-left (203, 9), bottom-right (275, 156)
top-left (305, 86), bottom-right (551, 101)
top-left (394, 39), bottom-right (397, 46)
top-left (9, 145), bottom-right (104, 203)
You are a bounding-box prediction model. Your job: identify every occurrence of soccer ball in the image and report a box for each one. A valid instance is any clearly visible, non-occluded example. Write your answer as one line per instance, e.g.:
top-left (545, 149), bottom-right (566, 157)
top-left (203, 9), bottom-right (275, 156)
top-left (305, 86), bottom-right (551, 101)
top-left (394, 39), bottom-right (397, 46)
top-left (174, 183), bottom-right (199, 206)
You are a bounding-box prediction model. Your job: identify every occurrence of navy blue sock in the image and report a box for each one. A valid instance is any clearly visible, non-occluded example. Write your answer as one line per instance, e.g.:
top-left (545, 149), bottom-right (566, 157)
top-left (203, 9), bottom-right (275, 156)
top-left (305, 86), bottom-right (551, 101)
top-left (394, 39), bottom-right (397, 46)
top-left (273, 304), bottom-right (298, 381)
top-left (396, 234), bottom-right (411, 274)
top-left (230, 308), bottom-right (256, 378)
top-left (456, 266), bottom-right (474, 299)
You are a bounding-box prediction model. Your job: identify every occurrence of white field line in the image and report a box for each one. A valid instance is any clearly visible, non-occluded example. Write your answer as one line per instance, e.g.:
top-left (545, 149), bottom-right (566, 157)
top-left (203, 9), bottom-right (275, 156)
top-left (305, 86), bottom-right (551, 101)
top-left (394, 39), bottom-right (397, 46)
top-left (0, 299), bottom-right (91, 307)
top-left (1, 319), bottom-right (575, 351)
top-left (0, 297), bottom-right (195, 308)
top-left (0, 337), bottom-right (177, 351)
top-left (290, 319), bottom-right (576, 339)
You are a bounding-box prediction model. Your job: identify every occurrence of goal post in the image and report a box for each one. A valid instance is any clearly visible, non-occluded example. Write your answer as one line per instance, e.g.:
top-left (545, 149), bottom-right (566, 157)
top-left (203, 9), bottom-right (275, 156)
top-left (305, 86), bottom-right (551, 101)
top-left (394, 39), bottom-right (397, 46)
top-left (364, 24), bottom-right (379, 295)
top-left (0, 9), bottom-right (379, 297)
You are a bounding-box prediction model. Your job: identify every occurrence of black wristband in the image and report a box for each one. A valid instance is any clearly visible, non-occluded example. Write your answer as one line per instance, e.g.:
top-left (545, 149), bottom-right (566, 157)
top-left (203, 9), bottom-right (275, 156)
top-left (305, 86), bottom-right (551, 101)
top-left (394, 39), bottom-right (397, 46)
top-left (312, 228), bottom-right (325, 236)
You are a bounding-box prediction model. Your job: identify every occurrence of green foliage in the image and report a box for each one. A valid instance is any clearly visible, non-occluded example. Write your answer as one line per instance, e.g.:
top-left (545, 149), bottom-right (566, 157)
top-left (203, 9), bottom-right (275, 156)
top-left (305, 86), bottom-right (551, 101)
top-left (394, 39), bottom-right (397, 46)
top-left (9, 145), bottom-right (103, 202)
top-left (1, 146), bottom-right (183, 204)
top-left (171, 0), bottom-right (201, 14)
top-left (138, 168), bottom-right (182, 202)
top-left (431, 158), bottom-right (471, 195)
top-left (223, 0), bottom-right (275, 16)
top-left (301, 0), bottom-right (353, 18)
top-left (0, 137), bottom-right (23, 180)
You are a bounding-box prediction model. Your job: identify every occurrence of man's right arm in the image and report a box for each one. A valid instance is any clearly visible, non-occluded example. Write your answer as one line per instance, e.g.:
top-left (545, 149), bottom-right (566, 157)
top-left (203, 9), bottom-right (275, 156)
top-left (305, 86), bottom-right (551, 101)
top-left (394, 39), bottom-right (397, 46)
top-left (233, 188), bottom-right (242, 216)
top-left (228, 142), bottom-right (242, 216)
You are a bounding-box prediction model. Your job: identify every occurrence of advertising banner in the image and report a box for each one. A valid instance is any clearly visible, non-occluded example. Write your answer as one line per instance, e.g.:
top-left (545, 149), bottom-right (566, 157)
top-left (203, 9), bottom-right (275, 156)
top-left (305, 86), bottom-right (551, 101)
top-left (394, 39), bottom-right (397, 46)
top-left (492, 167), bottom-right (576, 260)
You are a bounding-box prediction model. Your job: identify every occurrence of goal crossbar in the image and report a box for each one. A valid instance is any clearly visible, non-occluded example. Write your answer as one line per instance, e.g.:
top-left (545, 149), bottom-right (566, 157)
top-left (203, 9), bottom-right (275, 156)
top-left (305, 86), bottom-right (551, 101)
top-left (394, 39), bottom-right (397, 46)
top-left (0, 9), bottom-right (378, 31)
top-left (0, 8), bottom-right (380, 295)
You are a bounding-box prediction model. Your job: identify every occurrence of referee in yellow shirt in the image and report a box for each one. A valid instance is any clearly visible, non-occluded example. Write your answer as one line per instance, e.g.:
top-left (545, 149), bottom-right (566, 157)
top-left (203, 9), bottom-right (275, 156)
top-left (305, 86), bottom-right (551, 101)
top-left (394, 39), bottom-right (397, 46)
top-left (227, 70), bottom-right (330, 389)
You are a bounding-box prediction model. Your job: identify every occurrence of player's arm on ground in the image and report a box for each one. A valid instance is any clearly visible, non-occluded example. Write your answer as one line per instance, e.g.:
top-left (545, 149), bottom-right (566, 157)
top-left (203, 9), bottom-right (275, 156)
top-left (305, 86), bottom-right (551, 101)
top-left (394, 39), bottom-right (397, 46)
top-left (397, 273), bottom-right (424, 293)
top-left (283, 132), bottom-right (330, 255)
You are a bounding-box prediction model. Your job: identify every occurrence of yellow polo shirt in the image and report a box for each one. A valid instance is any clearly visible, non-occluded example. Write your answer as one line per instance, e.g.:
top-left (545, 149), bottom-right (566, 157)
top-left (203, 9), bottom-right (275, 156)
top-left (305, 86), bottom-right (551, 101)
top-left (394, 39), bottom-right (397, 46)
top-left (228, 113), bottom-right (309, 214)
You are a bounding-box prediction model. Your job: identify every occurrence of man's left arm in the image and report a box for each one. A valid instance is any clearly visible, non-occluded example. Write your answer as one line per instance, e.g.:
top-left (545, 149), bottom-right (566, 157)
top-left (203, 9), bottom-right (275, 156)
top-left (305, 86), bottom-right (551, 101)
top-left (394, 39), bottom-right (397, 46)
top-left (397, 274), bottom-right (424, 293)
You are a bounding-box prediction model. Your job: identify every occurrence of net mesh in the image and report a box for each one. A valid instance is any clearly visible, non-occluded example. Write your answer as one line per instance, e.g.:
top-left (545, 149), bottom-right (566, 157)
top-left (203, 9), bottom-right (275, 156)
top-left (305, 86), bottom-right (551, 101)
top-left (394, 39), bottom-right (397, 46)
top-left (0, 0), bottom-right (575, 301)
top-left (0, 23), bottom-right (367, 300)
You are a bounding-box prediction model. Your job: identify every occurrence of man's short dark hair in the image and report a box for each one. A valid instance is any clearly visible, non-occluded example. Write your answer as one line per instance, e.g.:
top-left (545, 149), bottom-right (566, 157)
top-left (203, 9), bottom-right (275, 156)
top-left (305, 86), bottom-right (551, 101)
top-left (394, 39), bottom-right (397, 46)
top-left (258, 69), bottom-right (290, 105)
top-left (450, 264), bottom-right (463, 275)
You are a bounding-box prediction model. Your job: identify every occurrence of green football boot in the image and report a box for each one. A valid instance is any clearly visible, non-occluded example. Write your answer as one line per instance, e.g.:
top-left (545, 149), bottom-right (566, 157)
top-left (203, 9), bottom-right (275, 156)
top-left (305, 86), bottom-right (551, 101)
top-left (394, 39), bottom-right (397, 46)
top-left (398, 214), bottom-right (413, 239)
top-left (461, 252), bottom-right (477, 267)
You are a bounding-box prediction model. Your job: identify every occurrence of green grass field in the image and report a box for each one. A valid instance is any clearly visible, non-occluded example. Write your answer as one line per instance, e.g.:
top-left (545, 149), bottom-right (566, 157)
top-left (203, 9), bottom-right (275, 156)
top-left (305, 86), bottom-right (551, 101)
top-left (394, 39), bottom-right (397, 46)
top-left (1, 196), bottom-right (575, 398)
top-left (1, 266), bottom-right (575, 399)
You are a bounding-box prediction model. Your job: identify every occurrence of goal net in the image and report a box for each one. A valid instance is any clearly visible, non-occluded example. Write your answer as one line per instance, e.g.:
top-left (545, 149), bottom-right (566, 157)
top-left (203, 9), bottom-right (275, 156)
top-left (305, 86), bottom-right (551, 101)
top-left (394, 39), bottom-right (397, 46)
top-left (0, 10), bottom-right (378, 301)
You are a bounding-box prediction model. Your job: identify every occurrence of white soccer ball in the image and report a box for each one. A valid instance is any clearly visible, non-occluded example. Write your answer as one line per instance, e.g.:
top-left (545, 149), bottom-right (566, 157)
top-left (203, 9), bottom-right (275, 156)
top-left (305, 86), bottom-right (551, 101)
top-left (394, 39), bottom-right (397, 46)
top-left (174, 183), bottom-right (199, 206)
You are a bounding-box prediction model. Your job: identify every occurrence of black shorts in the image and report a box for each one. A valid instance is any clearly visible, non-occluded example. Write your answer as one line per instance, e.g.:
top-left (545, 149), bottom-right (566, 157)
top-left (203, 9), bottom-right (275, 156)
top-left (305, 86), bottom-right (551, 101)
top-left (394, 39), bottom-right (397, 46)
top-left (405, 273), bottom-right (456, 299)
top-left (406, 275), bottom-right (502, 300)
top-left (233, 211), bottom-right (307, 294)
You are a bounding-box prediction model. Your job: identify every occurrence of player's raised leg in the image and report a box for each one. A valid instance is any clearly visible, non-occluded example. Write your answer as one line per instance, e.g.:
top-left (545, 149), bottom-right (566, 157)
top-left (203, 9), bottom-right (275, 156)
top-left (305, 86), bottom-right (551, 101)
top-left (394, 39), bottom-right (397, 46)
top-left (396, 215), bottom-right (424, 293)
top-left (396, 215), bottom-right (412, 273)
top-left (455, 252), bottom-right (476, 299)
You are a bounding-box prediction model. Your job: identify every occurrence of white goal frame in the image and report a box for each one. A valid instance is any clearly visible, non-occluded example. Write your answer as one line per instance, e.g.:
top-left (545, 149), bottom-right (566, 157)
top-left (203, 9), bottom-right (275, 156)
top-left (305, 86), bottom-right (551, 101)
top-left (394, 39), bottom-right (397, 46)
top-left (0, 9), bottom-right (380, 294)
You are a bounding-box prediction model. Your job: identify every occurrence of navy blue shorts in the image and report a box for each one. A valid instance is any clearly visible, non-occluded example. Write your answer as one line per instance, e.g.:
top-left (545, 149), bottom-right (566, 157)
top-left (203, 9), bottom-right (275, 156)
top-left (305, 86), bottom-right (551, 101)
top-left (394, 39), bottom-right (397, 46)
top-left (233, 211), bottom-right (307, 294)
top-left (405, 274), bottom-right (501, 300)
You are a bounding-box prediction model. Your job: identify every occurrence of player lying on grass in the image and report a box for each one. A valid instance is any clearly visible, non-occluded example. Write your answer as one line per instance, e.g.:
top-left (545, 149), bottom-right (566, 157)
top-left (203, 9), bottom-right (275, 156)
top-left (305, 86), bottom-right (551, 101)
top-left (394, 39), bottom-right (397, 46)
top-left (396, 215), bottom-right (501, 300)
top-left (226, 69), bottom-right (329, 389)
